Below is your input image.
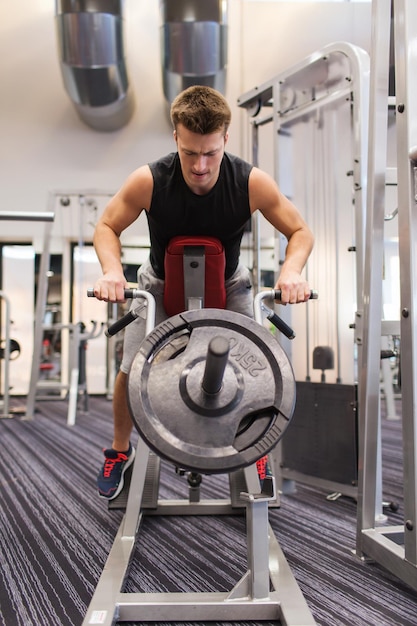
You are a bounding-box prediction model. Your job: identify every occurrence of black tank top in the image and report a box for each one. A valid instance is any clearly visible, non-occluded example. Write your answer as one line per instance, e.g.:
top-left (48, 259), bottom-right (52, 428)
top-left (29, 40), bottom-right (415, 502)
top-left (147, 152), bottom-right (253, 279)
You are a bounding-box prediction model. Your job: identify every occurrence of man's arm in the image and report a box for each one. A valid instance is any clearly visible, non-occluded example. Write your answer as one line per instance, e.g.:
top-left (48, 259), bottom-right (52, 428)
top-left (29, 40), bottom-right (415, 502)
top-left (93, 165), bottom-right (153, 302)
top-left (249, 167), bottom-right (314, 304)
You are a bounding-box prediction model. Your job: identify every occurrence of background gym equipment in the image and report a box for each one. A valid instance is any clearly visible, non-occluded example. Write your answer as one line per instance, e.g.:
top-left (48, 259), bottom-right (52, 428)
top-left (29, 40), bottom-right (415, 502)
top-left (0, 328), bottom-right (22, 420)
top-left (0, 211), bottom-right (55, 419)
top-left (238, 41), bottom-right (370, 385)
top-left (312, 345), bottom-right (335, 383)
top-left (9, 191), bottom-right (117, 422)
top-left (0, 291), bottom-right (14, 419)
top-left (0, 338), bottom-right (21, 361)
top-left (281, 381), bottom-right (358, 500)
top-left (29, 316), bottom-right (105, 426)
top-left (355, 0), bottom-right (417, 592)
top-left (84, 281), bottom-right (318, 625)
top-left (237, 42), bottom-right (373, 504)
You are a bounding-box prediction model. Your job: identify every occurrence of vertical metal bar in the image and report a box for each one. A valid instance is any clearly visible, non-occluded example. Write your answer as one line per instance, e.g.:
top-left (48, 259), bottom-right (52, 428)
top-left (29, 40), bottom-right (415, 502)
top-left (356, 0), bottom-right (392, 551)
top-left (183, 246), bottom-right (205, 310)
top-left (350, 43), bottom-right (370, 387)
top-left (394, 0), bottom-right (417, 565)
top-left (25, 211), bottom-right (55, 419)
top-left (67, 322), bottom-right (80, 426)
top-left (245, 499), bottom-right (270, 600)
top-left (123, 290), bottom-right (155, 538)
top-left (122, 438), bottom-right (150, 538)
top-left (251, 120), bottom-right (261, 292)
top-left (0, 292), bottom-right (11, 418)
top-left (352, 50), bottom-right (371, 317)
top-left (273, 78), bottom-right (293, 359)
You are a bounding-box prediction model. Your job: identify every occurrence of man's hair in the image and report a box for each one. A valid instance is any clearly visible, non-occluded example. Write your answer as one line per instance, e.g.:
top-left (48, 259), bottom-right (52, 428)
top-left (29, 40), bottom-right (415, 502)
top-left (170, 85), bottom-right (231, 135)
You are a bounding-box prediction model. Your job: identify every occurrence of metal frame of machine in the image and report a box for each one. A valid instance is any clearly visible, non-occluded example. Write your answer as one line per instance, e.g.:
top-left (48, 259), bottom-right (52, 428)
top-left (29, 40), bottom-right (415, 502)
top-left (83, 287), bottom-right (317, 625)
top-left (237, 41), bottom-right (370, 498)
top-left (355, 0), bottom-right (417, 591)
top-left (0, 211), bottom-right (54, 419)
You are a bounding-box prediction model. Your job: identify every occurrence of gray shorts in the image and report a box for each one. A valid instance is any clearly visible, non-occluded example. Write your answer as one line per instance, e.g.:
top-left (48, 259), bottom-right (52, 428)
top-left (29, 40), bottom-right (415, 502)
top-left (120, 258), bottom-right (253, 374)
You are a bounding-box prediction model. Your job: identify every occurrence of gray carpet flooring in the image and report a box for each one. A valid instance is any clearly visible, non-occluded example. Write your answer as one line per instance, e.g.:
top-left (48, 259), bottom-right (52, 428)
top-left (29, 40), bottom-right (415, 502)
top-left (0, 395), bottom-right (416, 626)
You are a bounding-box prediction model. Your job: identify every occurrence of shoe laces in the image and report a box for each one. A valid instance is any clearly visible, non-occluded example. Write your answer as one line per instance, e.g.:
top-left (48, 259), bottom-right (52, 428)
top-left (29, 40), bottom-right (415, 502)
top-left (103, 451), bottom-right (128, 478)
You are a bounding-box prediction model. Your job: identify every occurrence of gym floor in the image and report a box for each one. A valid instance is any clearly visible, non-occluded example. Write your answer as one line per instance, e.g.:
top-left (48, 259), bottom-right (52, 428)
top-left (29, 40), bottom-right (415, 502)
top-left (0, 395), bottom-right (415, 626)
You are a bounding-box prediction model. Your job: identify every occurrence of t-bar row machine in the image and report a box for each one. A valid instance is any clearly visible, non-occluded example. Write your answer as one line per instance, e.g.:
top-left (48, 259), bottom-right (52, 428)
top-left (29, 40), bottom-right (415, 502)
top-left (84, 238), bottom-right (318, 625)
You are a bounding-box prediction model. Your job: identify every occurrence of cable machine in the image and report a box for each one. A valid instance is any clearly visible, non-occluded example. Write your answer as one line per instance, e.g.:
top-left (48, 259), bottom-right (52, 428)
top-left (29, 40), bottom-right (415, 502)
top-left (25, 190), bottom-right (113, 425)
top-left (238, 40), bottom-right (370, 382)
top-left (356, 0), bottom-right (417, 591)
top-left (0, 211), bottom-right (54, 419)
top-left (237, 42), bottom-right (370, 499)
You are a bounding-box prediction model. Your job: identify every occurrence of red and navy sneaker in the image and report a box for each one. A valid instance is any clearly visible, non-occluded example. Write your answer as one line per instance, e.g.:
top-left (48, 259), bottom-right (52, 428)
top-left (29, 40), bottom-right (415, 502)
top-left (97, 443), bottom-right (135, 500)
top-left (256, 455), bottom-right (272, 484)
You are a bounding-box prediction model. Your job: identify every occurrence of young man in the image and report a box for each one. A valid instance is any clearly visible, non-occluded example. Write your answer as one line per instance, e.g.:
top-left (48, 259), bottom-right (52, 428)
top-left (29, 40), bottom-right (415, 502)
top-left (93, 85), bottom-right (314, 500)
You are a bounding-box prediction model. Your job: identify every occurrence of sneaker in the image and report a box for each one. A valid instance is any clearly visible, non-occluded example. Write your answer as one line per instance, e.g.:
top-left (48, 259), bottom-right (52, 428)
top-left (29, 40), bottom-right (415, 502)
top-left (256, 455), bottom-right (272, 483)
top-left (97, 443), bottom-right (135, 500)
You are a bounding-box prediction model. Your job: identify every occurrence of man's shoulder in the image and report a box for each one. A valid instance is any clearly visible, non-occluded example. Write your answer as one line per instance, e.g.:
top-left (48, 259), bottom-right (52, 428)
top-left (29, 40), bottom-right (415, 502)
top-left (223, 152), bottom-right (253, 177)
top-left (149, 152), bottom-right (178, 171)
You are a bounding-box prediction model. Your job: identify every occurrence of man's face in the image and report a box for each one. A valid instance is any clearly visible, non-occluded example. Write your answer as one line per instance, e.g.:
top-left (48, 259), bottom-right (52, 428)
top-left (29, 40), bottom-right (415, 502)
top-left (174, 124), bottom-right (228, 195)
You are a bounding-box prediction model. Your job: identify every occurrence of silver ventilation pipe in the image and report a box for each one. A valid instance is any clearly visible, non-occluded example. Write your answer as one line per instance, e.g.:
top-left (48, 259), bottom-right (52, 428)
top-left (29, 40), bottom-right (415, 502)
top-left (55, 0), bottom-right (134, 132)
top-left (160, 0), bottom-right (228, 106)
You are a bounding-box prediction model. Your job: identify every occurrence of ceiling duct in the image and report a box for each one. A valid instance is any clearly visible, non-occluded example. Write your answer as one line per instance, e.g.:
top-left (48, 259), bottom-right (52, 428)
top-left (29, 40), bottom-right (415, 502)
top-left (160, 0), bottom-right (228, 106)
top-left (55, 0), bottom-right (135, 131)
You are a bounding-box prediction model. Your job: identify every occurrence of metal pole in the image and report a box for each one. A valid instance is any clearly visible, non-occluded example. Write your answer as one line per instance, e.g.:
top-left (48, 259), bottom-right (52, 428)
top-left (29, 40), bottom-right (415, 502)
top-left (251, 120), bottom-right (261, 292)
top-left (394, 0), bottom-right (417, 568)
top-left (0, 291), bottom-right (11, 418)
top-left (24, 208), bottom-right (55, 419)
top-left (356, 0), bottom-right (393, 551)
top-left (0, 211), bottom-right (54, 222)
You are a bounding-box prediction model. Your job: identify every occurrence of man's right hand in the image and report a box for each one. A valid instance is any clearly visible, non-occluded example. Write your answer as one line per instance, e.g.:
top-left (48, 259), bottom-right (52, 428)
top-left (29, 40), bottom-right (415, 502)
top-left (92, 273), bottom-right (128, 302)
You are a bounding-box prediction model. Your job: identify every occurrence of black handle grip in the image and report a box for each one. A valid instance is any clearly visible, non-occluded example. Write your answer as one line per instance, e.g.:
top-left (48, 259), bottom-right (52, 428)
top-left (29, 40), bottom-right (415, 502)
top-left (87, 288), bottom-right (141, 300)
top-left (123, 288), bottom-right (139, 299)
top-left (273, 289), bottom-right (318, 301)
top-left (266, 311), bottom-right (296, 340)
top-left (380, 349), bottom-right (396, 360)
top-left (105, 311), bottom-right (137, 337)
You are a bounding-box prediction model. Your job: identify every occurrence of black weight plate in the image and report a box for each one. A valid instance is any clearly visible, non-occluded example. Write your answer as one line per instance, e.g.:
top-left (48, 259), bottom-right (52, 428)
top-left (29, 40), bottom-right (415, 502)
top-left (128, 309), bottom-right (295, 473)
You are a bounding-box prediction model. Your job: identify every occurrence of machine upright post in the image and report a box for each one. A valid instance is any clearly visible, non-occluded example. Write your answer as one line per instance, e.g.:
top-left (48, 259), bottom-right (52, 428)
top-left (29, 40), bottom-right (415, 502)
top-left (356, 0), bottom-right (417, 590)
top-left (393, 0), bottom-right (417, 568)
top-left (0, 292), bottom-right (11, 418)
top-left (356, 0), bottom-right (391, 547)
top-left (26, 217), bottom-right (55, 419)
